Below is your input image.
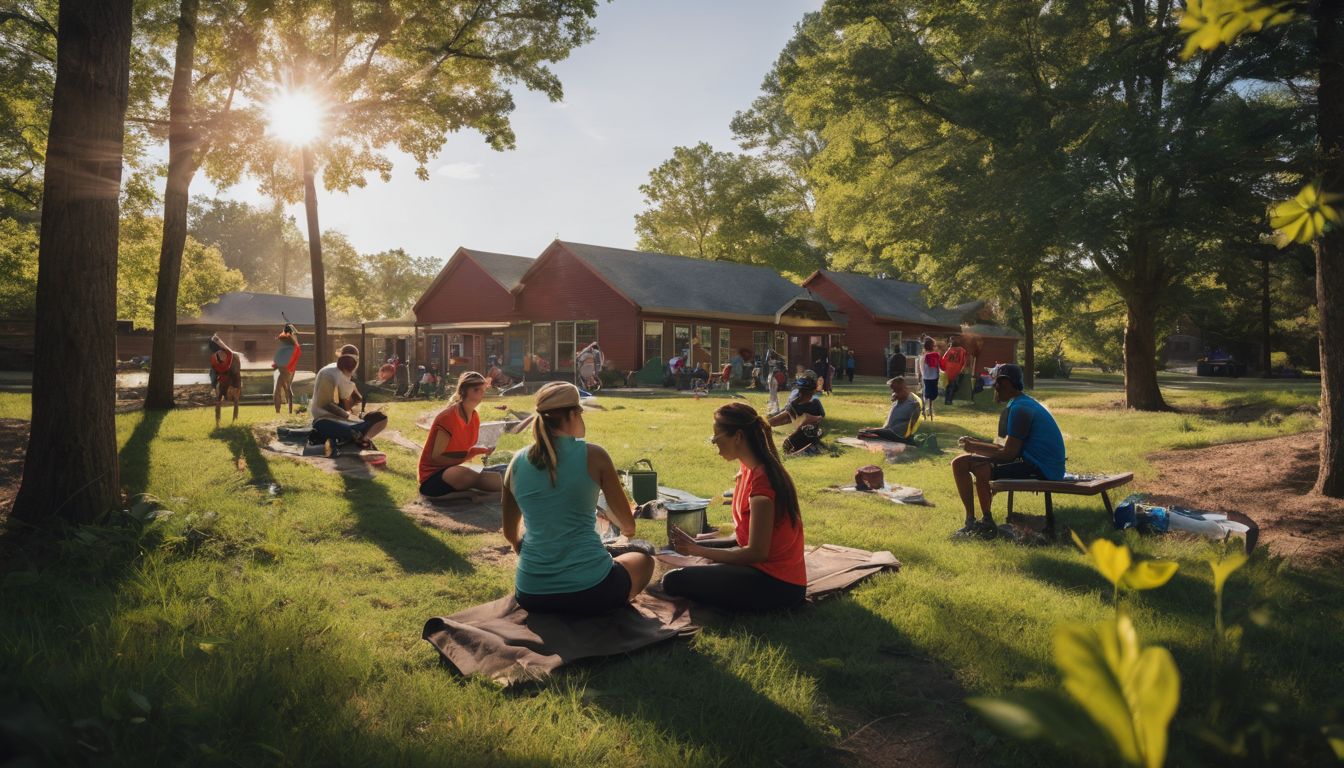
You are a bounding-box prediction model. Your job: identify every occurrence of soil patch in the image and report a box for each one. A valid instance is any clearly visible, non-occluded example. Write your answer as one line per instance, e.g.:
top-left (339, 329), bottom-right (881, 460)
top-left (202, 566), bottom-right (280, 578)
top-left (0, 418), bottom-right (30, 518)
top-left (402, 496), bottom-right (501, 534)
top-left (116, 383), bottom-right (231, 413)
top-left (1145, 432), bottom-right (1344, 568)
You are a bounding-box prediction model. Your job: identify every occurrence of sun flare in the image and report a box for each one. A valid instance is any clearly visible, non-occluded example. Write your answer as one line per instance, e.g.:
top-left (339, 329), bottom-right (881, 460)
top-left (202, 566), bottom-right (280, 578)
top-left (264, 89), bottom-right (325, 146)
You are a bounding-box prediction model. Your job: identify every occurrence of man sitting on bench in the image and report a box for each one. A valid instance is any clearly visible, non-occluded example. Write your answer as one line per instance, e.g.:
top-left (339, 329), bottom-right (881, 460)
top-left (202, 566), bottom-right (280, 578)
top-left (949, 363), bottom-right (1065, 540)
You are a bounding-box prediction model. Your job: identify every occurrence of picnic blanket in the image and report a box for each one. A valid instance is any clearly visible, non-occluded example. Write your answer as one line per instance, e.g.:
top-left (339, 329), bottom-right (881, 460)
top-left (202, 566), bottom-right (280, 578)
top-left (835, 436), bottom-right (919, 462)
top-left (822, 482), bottom-right (932, 506)
top-left (423, 544), bottom-right (899, 685)
top-left (261, 429), bottom-right (384, 479)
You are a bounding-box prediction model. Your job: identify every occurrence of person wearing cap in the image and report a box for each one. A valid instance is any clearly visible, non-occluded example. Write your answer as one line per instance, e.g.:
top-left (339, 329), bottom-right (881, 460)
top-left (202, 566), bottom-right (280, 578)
top-left (662, 402), bottom-right (806, 612)
top-left (311, 350), bottom-right (387, 453)
top-left (769, 373), bottom-right (826, 454)
top-left (949, 363), bottom-right (1066, 539)
top-left (858, 376), bottom-right (923, 444)
top-left (502, 382), bottom-right (653, 614)
top-left (418, 371), bottom-right (500, 497)
top-left (272, 324), bottom-right (302, 414)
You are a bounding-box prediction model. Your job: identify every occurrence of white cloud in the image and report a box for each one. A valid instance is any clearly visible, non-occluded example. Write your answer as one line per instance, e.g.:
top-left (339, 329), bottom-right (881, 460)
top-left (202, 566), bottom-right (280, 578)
top-left (436, 162), bottom-right (483, 180)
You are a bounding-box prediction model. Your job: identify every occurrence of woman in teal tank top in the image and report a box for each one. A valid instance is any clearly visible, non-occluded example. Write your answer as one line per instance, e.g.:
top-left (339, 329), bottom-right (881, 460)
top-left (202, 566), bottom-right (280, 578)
top-left (502, 382), bottom-right (653, 615)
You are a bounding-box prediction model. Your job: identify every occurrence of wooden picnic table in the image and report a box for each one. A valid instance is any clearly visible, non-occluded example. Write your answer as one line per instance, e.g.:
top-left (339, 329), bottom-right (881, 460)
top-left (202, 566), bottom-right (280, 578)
top-left (989, 472), bottom-right (1134, 539)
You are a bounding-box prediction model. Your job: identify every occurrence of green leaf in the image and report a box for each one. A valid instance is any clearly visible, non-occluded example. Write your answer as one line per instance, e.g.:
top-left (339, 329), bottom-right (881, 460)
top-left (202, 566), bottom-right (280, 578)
top-left (127, 690), bottom-right (151, 715)
top-left (1055, 621), bottom-right (1141, 765)
top-left (1322, 724), bottom-right (1344, 759)
top-left (1121, 560), bottom-right (1179, 591)
top-left (966, 697), bottom-right (1046, 740)
top-left (1209, 552), bottom-right (1249, 595)
top-left (1129, 647), bottom-right (1180, 768)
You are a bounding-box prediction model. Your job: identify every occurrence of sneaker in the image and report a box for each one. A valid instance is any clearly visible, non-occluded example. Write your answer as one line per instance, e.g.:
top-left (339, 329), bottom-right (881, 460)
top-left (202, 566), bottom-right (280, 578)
top-left (951, 523), bottom-right (978, 539)
top-left (974, 520), bottom-right (998, 540)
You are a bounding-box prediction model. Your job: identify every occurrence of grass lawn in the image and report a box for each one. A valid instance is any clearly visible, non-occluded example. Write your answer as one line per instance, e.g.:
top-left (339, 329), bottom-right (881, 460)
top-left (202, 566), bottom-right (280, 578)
top-left (1, 374), bottom-right (1340, 766)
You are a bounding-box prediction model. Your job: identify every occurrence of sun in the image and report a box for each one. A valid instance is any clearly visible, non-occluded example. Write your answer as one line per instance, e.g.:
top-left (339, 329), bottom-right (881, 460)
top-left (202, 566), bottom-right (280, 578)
top-left (264, 89), bottom-right (326, 146)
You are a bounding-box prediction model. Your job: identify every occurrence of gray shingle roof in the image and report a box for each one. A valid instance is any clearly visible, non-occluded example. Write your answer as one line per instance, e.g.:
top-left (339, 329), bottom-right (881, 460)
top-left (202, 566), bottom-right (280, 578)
top-left (182, 292), bottom-right (313, 326)
top-left (467, 249), bottom-right (533, 291)
top-left (557, 241), bottom-right (828, 321)
top-left (816, 271), bottom-right (946, 325)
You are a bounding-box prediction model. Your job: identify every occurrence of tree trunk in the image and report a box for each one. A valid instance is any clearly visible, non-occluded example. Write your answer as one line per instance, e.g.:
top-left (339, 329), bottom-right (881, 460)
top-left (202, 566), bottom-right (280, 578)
top-left (145, 0), bottom-right (200, 411)
top-left (12, 0), bottom-right (133, 525)
top-left (1123, 291), bottom-right (1169, 410)
top-left (1017, 279), bottom-right (1035, 389)
top-left (1260, 255), bottom-right (1272, 377)
top-left (1316, 1), bottom-right (1344, 497)
top-left (303, 146), bottom-right (328, 364)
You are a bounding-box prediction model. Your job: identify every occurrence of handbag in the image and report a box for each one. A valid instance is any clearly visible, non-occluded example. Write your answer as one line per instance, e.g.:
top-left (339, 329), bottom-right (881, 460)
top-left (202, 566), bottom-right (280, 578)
top-left (854, 464), bottom-right (885, 491)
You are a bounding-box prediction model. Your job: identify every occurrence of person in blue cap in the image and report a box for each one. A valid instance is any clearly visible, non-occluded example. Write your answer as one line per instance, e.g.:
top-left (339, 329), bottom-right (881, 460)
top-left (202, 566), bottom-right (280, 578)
top-left (948, 363), bottom-right (1066, 539)
top-left (768, 373), bottom-right (825, 454)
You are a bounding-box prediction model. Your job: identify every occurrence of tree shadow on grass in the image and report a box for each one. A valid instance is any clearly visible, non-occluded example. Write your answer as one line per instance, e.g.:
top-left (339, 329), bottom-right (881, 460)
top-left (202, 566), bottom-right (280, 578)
top-left (118, 410), bottom-right (167, 496)
top-left (338, 473), bottom-right (473, 575)
top-left (211, 424), bottom-right (277, 491)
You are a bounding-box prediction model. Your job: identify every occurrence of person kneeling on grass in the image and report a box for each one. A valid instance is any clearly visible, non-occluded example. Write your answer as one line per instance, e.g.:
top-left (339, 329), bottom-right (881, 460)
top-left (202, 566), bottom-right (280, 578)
top-left (418, 371), bottom-right (501, 498)
top-left (502, 382), bottom-right (653, 615)
top-left (949, 363), bottom-right (1066, 540)
top-left (770, 374), bottom-right (825, 454)
top-left (661, 403), bottom-right (806, 612)
top-left (857, 376), bottom-right (922, 444)
top-left (311, 352), bottom-right (387, 454)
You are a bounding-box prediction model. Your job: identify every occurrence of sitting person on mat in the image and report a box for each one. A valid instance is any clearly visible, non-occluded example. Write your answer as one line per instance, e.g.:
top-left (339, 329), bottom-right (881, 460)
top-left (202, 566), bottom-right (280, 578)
top-left (769, 373), bottom-right (825, 454)
top-left (311, 351), bottom-right (387, 454)
top-left (418, 371), bottom-right (501, 498)
top-left (661, 402), bottom-right (806, 612)
top-left (949, 363), bottom-right (1066, 540)
top-left (502, 382), bottom-right (654, 615)
top-left (857, 376), bottom-right (922, 444)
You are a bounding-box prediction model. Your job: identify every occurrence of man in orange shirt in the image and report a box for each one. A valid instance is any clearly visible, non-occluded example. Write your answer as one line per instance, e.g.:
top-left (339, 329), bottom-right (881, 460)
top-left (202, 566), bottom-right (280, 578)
top-left (941, 335), bottom-right (968, 406)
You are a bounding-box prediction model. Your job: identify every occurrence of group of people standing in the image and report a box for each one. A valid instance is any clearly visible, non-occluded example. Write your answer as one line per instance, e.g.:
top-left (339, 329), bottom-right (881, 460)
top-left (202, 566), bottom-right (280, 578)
top-left (910, 335), bottom-right (969, 421)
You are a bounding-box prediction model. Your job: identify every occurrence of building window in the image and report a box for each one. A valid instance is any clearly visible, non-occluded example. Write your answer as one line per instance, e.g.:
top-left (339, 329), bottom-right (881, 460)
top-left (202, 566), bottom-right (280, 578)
top-left (697, 325), bottom-right (712, 356)
top-left (718, 327), bottom-right (731, 369)
top-left (243, 340), bottom-right (257, 360)
top-left (576, 320), bottom-right (599, 356)
top-left (774, 330), bottom-right (787, 357)
top-left (556, 321), bottom-right (575, 372)
top-left (888, 331), bottom-right (902, 355)
top-left (673, 324), bottom-right (691, 360)
top-left (428, 334), bottom-right (444, 368)
top-left (752, 330), bottom-right (770, 363)
top-left (532, 323), bottom-right (552, 373)
top-left (903, 338), bottom-right (922, 358)
top-left (643, 321), bottom-right (663, 364)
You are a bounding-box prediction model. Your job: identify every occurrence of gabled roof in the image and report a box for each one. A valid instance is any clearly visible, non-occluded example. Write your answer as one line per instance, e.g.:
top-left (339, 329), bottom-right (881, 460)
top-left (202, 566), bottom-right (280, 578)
top-left (812, 270), bottom-right (945, 325)
top-left (182, 292), bottom-right (313, 326)
top-left (929, 299), bottom-right (986, 326)
top-left (413, 247), bottom-right (532, 315)
top-left (468, 249), bottom-right (533, 291)
top-left (546, 241), bottom-right (838, 323)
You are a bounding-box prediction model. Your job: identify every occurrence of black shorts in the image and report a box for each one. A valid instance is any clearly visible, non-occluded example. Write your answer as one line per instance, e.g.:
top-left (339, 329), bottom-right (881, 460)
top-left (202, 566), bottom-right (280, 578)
top-left (990, 458), bottom-right (1045, 481)
top-left (418, 472), bottom-right (458, 497)
top-left (516, 561), bottom-right (631, 616)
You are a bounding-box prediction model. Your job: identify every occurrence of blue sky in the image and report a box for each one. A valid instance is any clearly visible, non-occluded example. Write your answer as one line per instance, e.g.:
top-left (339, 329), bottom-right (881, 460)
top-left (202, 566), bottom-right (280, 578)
top-left (208, 0), bottom-right (823, 265)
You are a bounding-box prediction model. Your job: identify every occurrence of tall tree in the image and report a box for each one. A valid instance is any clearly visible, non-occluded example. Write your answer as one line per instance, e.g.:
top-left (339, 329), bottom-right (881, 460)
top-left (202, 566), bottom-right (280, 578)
top-left (768, 0), bottom-right (1311, 409)
top-left (0, 1), bottom-right (56, 225)
top-left (187, 197), bottom-right (309, 293)
top-left (1314, 1), bottom-right (1344, 495)
top-left (635, 142), bottom-right (822, 276)
top-left (12, 0), bottom-right (133, 524)
top-left (223, 0), bottom-right (601, 365)
top-left (325, 235), bottom-right (440, 322)
top-left (116, 214), bottom-right (244, 329)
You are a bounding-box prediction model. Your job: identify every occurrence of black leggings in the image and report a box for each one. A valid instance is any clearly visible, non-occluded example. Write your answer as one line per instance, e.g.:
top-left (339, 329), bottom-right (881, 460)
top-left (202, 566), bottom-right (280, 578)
top-left (856, 428), bottom-right (914, 444)
top-left (661, 564), bottom-right (805, 612)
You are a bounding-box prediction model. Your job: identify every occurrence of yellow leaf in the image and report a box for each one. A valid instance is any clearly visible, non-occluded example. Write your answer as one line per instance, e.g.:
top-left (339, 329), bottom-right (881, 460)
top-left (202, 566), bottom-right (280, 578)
top-left (1055, 621), bottom-right (1142, 764)
top-left (1086, 538), bottom-right (1132, 588)
top-left (1121, 559), bottom-right (1180, 591)
top-left (1129, 646), bottom-right (1181, 768)
top-left (1209, 551), bottom-right (1248, 595)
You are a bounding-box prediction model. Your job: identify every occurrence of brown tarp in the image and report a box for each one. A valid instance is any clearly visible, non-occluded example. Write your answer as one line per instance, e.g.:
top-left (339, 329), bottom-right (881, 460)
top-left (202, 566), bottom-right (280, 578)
top-left (422, 544), bottom-right (899, 685)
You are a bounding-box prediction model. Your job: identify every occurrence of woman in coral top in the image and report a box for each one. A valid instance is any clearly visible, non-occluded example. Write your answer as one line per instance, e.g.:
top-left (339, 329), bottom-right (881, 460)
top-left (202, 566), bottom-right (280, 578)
top-left (662, 402), bottom-right (806, 611)
top-left (418, 371), bottom-right (501, 498)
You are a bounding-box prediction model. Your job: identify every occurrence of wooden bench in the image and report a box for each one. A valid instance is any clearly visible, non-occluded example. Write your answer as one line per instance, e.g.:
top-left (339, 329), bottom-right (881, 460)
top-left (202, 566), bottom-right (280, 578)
top-left (990, 473), bottom-right (1134, 538)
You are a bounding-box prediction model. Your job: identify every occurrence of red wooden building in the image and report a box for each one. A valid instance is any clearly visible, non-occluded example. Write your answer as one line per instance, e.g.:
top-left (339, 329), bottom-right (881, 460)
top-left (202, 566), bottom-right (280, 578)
top-left (802, 270), bottom-right (1019, 377)
top-left (411, 241), bottom-right (1019, 381)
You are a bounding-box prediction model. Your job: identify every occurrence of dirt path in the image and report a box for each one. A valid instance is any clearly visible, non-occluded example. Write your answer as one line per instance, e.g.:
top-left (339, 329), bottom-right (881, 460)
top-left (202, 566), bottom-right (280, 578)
top-left (1145, 432), bottom-right (1344, 567)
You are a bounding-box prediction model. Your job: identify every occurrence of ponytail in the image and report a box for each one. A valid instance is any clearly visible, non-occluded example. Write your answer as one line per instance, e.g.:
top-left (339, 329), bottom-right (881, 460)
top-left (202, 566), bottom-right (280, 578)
top-left (713, 403), bottom-right (801, 527)
top-left (526, 406), bottom-right (580, 487)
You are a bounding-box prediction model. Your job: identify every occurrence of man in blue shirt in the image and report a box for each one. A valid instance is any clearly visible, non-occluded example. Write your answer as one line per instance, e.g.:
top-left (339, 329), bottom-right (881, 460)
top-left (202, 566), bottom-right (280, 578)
top-left (949, 363), bottom-right (1066, 539)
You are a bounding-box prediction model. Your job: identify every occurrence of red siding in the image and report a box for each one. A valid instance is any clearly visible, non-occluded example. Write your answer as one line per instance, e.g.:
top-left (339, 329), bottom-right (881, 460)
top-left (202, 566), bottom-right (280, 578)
top-left (516, 245), bottom-right (642, 370)
top-left (415, 253), bottom-right (519, 324)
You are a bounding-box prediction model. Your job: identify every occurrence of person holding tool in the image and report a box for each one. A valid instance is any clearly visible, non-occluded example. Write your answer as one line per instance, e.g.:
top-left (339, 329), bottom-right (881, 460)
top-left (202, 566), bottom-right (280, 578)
top-left (272, 321), bottom-right (302, 414)
top-left (208, 334), bottom-right (242, 427)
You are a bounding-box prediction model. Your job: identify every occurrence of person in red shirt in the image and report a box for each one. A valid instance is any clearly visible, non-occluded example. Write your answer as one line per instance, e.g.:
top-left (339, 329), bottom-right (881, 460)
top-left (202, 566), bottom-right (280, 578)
top-left (662, 402), bottom-right (806, 611)
top-left (208, 334), bottom-right (241, 427)
top-left (272, 323), bottom-right (302, 414)
top-left (418, 371), bottom-right (501, 498)
top-left (941, 334), bottom-right (967, 406)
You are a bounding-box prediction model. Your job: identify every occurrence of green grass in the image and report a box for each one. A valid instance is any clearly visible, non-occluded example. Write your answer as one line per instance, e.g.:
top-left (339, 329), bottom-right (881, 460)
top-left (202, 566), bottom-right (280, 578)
top-left (1, 374), bottom-right (1341, 766)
